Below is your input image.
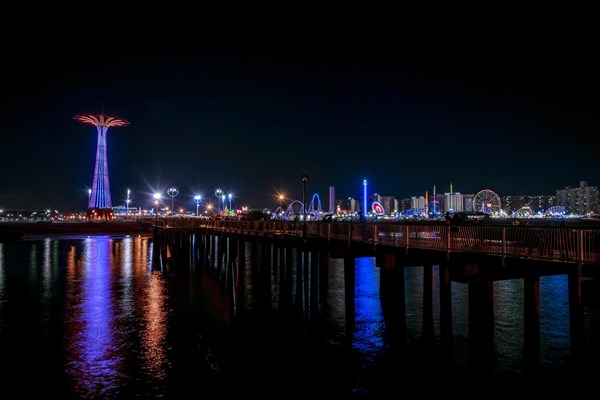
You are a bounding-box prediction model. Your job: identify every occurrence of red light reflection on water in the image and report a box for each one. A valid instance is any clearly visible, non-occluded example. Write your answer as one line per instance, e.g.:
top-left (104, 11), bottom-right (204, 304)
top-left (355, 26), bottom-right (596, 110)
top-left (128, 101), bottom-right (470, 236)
top-left (141, 271), bottom-right (168, 380)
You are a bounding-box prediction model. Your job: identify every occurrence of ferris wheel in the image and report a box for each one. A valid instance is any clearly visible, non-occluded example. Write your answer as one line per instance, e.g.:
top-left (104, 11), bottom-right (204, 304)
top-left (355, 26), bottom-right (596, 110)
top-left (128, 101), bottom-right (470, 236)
top-left (472, 189), bottom-right (501, 214)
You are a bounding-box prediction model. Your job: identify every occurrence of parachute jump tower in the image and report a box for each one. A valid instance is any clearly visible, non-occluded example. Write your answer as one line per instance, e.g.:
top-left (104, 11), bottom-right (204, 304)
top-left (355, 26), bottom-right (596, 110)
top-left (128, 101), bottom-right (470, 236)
top-left (75, 113), bottom-right (129, 220)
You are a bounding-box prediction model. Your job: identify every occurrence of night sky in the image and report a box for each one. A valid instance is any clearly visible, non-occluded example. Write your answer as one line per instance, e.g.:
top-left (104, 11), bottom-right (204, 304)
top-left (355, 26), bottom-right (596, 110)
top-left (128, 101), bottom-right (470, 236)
top-left (2, 30), bottom-right (599, 212)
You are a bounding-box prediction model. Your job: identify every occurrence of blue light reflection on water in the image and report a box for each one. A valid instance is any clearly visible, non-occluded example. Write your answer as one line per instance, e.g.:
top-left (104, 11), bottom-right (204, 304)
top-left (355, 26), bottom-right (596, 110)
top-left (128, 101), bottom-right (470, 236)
top-left (539, 274), bottom-right (570, 366)
top-left (353, 263), bottom-right (577, 382)
top-left (352, 257), bottom-right (386, 396)
top-left (354, 257), bottom-right (385, 361)
top-left (65, 237), bottom-right (124, 398)
top-left (0, 236), bottom-right (597, 397)
top-left (491, 275), bottom-right (571, 374)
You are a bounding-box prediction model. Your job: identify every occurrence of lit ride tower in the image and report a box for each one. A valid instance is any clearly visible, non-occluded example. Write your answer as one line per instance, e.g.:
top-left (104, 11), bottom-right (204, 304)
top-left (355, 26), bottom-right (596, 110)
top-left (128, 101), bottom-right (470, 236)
top-left (74, 113), bottom-right (129, 220)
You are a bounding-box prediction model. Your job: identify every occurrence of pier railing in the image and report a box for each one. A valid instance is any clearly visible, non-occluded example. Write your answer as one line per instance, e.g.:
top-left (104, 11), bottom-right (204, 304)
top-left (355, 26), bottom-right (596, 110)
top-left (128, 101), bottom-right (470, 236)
top-left (155, 218), bottom-right (600, 265)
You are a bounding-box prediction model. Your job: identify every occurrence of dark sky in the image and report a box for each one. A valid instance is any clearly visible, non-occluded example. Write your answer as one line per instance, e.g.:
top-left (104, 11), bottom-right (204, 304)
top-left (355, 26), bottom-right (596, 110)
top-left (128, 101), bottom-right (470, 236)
top-left (1, 30), bottom-right (599, 211)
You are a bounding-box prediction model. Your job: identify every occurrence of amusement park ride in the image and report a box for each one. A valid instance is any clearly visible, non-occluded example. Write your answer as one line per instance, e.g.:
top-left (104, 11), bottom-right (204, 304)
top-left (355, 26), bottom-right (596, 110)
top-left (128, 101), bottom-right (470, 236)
top-left (272, 187), bottom-right (506, 221)
top-left (275, 193), bottom-right (325, 220)
top-left (473, 189), bottom-right (502, 214)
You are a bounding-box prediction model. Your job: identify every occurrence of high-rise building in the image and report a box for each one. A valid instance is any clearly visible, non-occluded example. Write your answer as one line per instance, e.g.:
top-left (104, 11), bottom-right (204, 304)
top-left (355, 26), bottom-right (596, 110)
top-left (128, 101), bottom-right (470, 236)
top-left (502, 195), bottom-right (529, 212)
top-left (397, 198), bottom-right (412, 214)
top-left (374, 194), bottom-right (397, 216)
top-left (445, 192), bottom-right (464, 212)
top-left (337, 197), bottom-right (361, 214)
top-left (556, 181), bottom-right (599, 215)
top-left (410, 196), bottom-right (427, 215)
top-left (462, 194), bottom-right (475, 212)
top-left (528, 195), bottom-right (556, 213)
top-left (502, 194), bottom-right (556, 213)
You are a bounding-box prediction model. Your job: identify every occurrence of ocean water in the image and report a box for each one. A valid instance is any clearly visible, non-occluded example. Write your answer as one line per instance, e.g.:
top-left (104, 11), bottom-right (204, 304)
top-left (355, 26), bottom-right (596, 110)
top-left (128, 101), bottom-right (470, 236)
top-left (0, 234), bottom-right (598, 398)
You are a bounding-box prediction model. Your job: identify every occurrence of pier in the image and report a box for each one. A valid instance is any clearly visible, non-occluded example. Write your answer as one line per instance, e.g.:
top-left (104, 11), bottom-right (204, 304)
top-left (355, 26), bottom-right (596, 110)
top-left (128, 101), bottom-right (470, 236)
top-left (151, 219), bottom-right (600, 368)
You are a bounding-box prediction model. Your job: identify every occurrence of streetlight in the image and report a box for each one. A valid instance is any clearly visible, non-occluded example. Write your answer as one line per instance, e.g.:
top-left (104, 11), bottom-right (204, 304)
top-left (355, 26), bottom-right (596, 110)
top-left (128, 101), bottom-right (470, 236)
top-left (215, 188), bottom-right (223, 213)
top-left (301, 175), bottom-right (309, 237)
top-left (126, 188), bottom-right (131, 217)
top-left (193, 195), bottom-right (203, 216)
top-left (228, 193), bottom-right (232, 211)
top-left (88, 188), bottom-right (92, 207)
top-left (278, 194), bottom-right (285, 219)
top-left (167, 187), bottom-right (178, 215)
top-left (153, 193), bottom-right (161, 225)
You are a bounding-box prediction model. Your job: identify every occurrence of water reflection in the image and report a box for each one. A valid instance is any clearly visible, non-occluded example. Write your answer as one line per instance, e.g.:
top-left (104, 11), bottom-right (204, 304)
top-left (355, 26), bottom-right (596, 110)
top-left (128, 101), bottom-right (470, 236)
top-left (40, 238), bottom-right (56, 327)
top-left (404, 266), bottom-right (424, 337)
top-left (493, 279), bottom-right (525, 373)
top-left (540, 274), bottom-right (570, 365)
top-left (0, 243), bottom-right (4, 330)
top-left (65, 237), bottom-right (124, 398)
top-left (354, 257), bottom-right (385, 360)
top-left (0, 234), bottom-right (597, 397)
top-left (141, 271), bottom-right (169, 382)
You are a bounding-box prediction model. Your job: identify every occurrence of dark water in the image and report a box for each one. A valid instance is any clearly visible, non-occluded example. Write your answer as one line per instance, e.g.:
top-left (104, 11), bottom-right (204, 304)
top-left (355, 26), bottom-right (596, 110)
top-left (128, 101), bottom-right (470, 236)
top-left (0, 235), bottom-right (598, 398)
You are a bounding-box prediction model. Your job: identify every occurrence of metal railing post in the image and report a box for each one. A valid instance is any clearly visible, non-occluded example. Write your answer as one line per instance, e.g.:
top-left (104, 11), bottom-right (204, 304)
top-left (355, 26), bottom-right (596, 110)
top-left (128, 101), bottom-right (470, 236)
top-left (502, 227), bottom-right (507, 267)
top-left (578, 229), bottom-right (585, 264)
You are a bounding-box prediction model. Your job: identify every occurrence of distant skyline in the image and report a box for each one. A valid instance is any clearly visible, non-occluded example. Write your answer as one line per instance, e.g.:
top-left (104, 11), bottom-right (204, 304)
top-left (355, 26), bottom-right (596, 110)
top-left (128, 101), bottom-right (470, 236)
top-left (0, 179), bottom-right (592, 213)
top-left (1, 31), bottom-right (599, 211)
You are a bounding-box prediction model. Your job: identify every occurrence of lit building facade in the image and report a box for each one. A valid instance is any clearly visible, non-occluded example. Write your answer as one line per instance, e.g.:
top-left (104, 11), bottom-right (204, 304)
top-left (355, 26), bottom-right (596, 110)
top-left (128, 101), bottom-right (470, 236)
top-left (337, 197), bottom-right (361, 214)
top-left (445, 192), bottom-right (464, 212)
top-left (502, 194), bottom-right (556, 213)
top-left (373, 194), bottom-right (397, 216)
top-left (410, 196), bottom-right (427, 215)
top-left (462, 194), bottom-right (475, 212)
top-left (556, 181), bottom-right (599, 215)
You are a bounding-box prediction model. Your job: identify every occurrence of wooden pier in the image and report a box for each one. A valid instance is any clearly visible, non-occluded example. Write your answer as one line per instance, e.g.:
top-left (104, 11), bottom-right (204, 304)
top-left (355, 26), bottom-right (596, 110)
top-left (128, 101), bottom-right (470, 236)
top-left (151, 219), bottom-right (599, 368)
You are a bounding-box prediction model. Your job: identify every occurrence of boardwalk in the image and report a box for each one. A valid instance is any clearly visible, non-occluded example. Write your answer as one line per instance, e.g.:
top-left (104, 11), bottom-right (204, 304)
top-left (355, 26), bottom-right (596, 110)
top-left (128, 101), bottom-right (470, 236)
top-left (149, 218), bottom-right (599, 364)
top-left (156, 219), bottom-right (600, 266)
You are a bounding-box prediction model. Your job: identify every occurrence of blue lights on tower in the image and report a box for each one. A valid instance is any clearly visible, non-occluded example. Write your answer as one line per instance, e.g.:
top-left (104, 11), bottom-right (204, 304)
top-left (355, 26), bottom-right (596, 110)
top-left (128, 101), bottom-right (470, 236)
top-left (363, 179), bottom-right (367, 216)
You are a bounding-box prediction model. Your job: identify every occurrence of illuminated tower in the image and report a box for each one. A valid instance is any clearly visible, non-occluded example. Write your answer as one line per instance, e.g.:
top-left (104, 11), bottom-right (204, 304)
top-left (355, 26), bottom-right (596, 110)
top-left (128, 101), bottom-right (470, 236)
top-left (363, 179), bottom-right (368, 216)
top-left (74, 113), bottom-right (129, 220)
top-left (328, 186), bottom-right (336, 214)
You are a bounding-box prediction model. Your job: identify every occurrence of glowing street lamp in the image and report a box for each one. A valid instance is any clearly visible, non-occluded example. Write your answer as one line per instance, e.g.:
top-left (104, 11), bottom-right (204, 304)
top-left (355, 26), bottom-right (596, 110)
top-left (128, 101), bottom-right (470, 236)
top-left (215, 188), bottom-right (223, 213)
top-left (228, 193), bottom-right (232, 211)
top-left (167, 187), bottom-right (178, 215)
top-left (301, 175), bottom-right (309, 237)
top-left (126, 188), bottom-right (131, 217)
top-left (193, 195), bottom-right (203, 216)
top-left (153, 193), bottom-right (161, 225)
top-left (278, 193), bottom-right (286, 219)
